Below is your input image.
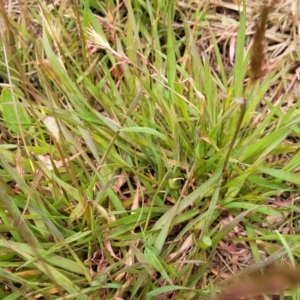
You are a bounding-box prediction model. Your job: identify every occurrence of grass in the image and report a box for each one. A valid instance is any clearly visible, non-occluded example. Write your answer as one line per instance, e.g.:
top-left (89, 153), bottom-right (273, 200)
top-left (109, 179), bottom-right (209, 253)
top-left (0, 0), bottom-right (299, 299)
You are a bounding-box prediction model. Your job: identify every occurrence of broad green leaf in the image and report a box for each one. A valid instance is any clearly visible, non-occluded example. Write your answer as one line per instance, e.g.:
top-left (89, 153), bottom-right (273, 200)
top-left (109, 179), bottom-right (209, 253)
top-left (0, 88), bottom-right (31, 134)
top-left (275, 230), bottom-right (295, 267)
top-left (0, 239), bottom-right (88, 275)
top-left (4, 239), bottom-right (85, 299)
top-left (224, 202), bottom-right (282, 216)
top-left (144, 246), bottom-right (173, 285)
top-left (119, 126), bottom-right (170, 143)
top-left (146, 286), bottom-right (193, 299)
top-left (239, 126), bottom-right (293, 163)
top-left (259, 167), bottom-right (300, 185)
top-left (233, 2), bottom-right (248, 97)
top-left (199, 181), bottom-right (221, 241)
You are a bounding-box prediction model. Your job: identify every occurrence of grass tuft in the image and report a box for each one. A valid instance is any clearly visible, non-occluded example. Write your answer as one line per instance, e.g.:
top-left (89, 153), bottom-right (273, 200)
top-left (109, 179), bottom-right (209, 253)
top-left (0, 0), bottom-right (299, 299)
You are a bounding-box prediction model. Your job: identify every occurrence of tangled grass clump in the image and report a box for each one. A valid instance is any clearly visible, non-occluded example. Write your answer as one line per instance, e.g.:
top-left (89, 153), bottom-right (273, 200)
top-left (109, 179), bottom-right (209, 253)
top-left (0, 0), bottom-right (299, 299)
